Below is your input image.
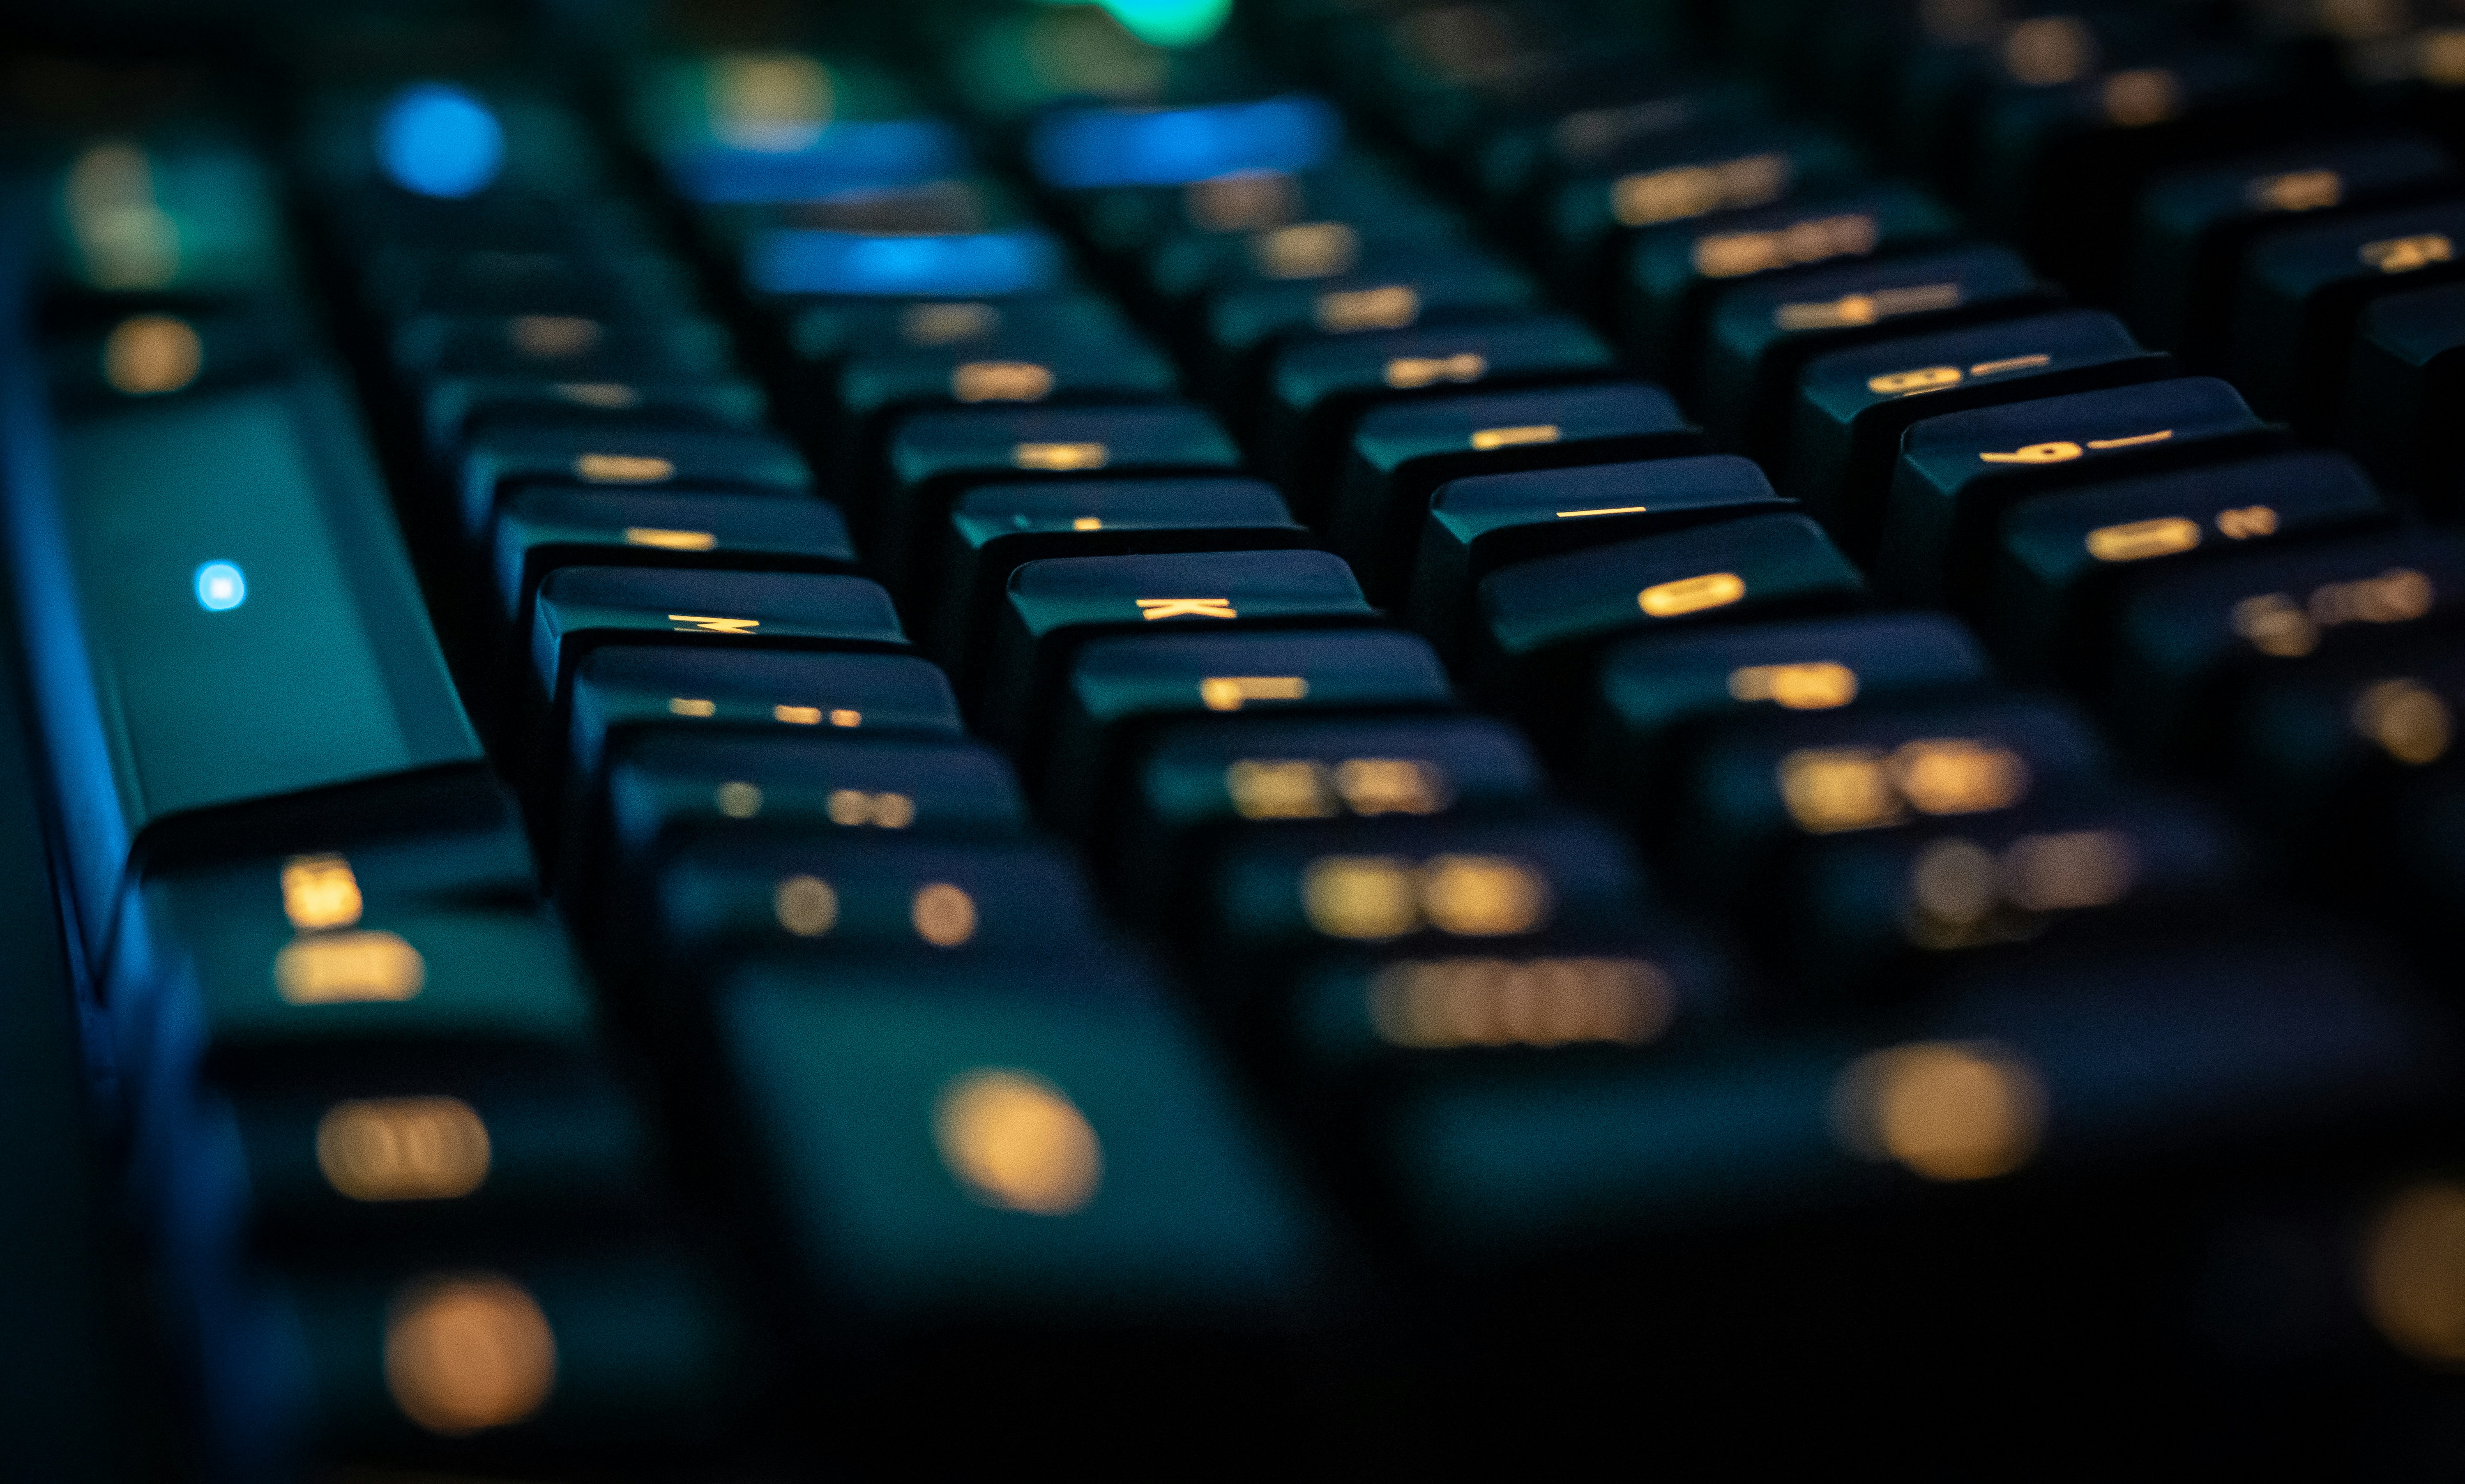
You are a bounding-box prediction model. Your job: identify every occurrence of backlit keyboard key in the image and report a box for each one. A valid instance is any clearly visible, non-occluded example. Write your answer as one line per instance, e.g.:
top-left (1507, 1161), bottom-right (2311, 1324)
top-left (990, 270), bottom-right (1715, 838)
top-left (1412, 454), bottom-right (1792, 659)
top-left (1784, 308), bottom-right (2170, 553)
top-left (1877, 377), bottom-right (2286, 603)
top-left (460, 423), bottom-right (813, 541)
top-left (2228, 198), bottom-right (2465, 429)
top-left (1328, 380), bottom-right (1702, 602)
top-left (491, 488), bottom-right (857, 631)
top-left (1471, 512), bottom-right (1867, 744)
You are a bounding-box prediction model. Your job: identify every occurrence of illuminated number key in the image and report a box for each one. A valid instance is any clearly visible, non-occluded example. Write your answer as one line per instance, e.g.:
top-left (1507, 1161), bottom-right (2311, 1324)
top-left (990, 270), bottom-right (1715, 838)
top-left (2128, 133), bottom-right (2454, 359)
top-left (1472, 513), bottom-right (1865, 748)
top-left (1260, 313), bottom-right (1615, 514)
top-left (1327, 381), bottom-right (1700, 603)
top-left (1992, 451), bottom-right (2387, 675)
top-left (2105, 529), bottom-right (2465, 760)
top-left (875, 403), bottom-right (1241, 595)
top-left (1115, 714), bottom-right (1544, 910)
top-left (2229, 199), bottom-right (2465, 429)
top-left (979, 548), bottom-right (1375, 751)
top-left (718, 969), bottom-right (1319, 1339)
top-left (1700, 244), bottom-right (2050, 456)
top-left (1589, 613), bottom-right (1991, 823)
top-left (491, 487), bottom-right (857, 632)
top-left (1668, 691), bottom-right (2106, 902)
top-left (1046, 629), bottom-right (1456, 838)
top-left (1879, 377), bottom-right (2285, 604)
top-left (1411, 454), bottom-right (1789, 659)
top-left (1617, 185), bottom-right (1958, 381)
top-left (933, 478), bottom-right (1303, 689)
top-left (1785, 309), bottom-right (2167, 553)
top-left (458, 423), bottom-right (811, 539)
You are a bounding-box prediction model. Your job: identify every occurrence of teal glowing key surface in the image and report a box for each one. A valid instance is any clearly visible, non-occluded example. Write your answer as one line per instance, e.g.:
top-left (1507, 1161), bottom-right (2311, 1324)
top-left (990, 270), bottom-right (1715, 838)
top-left (20, 5), bottom-right (2465, 1475)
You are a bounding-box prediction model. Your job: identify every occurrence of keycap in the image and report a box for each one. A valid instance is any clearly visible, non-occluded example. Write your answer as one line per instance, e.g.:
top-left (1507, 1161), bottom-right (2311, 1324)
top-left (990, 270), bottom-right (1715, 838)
top-left (1543, 121), bottom-right (1864, 311)
top-left (2340, 279), bottom-right (2465, 506)
top-left (1470, 512), bottom-right (1867, 745)
top-left (20, 368), bottom-right (492, 957)
top-left (1068, 153), bottom-right (1434, 262)
top-left (1783, 308), bottom-right (2172, 554)
top-left (1616, 184), bottom-right (1961, 380)
top-left (1989, 451), bottom-right (2389, 678)
top-left (1587, 612), bottom-right (1993, 822)
top-left (272, 1246), bottom-right (738, 1463)
top-left (823, 309), bottom-right (1180, 458)
top-left (219, 1055), bottom-right (654, 1247)
top-left (491, 487), bottom-right (857, 632)
top-left (977, 548), bottom-right (1377, 749)
top-left (873, 402), bottom-right (1244, 588)
top-left (1259, 313), bottom-right (1618, 512)
top-left (597, 730), bottom-right (1027, 870)
top-left (1045, 627), bottom-right (1458, 837)
top-left (2227, 198), bottom-right (2465, 429)
top-left (563, 647), bottom-right (963, 796)
top-left (1875, 376), bottom-right (2286, 605)
top-left (1198, 253), bottom-right (1539, 403)
top-left (644, 53), bottom-right (965, 203)
top-left (1111, 712), bottom-right (1545, 904)
top-left (1285, 924), bottom-right (1731, 1073)
top-left (458, 422), bottom-right (813, 541)
top-left (738, 199), bottom-right (1070, 301)
top-left (526, 568), bottom-right (906, 723)
top-left (1142, 207), bottom-right (1475, 306)
top-left (393, 311), bottom-right (737, 384)
top-left (2129, 134), bottom-right (2457, 361)
top-left (1665, 690), bottom-right (2108, 901)
top-left (1377, 928), bottom-right (2435, 1255)
top-left (715, 966), bottom-right (1320, 1330)
top-left (1696, 243), bottom-right (2052, 455)
top-left (2103, 528), bottom-right (2465, 760)
top-left (1199, 812), bottom-right (1651, 972)
top-left (1966, 38), bottom-right (2290, 300)
top-left (1326, 380), bottom-right (1702, 604)
top-left (423, 373), bottom-right (769, 454)
top-left (2231, 631), bottom-right (2465, 849)
top-left (641, 835), bottom-right (1111, 977)
top-left (928, 477), bottom-right (1305, 687)
top-left (1410, 454), bottom-right (1794, 660)
top-left (1774, 786), bottom-right (2249, 997)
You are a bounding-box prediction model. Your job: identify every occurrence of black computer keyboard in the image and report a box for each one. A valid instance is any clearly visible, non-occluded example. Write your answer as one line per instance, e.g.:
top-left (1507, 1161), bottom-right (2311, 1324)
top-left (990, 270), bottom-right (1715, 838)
top-left (10, 0), bottom-right (2465, 1474)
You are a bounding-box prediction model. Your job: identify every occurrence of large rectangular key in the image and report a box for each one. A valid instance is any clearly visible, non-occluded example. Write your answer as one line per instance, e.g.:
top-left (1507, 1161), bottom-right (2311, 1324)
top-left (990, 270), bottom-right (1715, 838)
top-left (0, 343), bottom-right (492, 961)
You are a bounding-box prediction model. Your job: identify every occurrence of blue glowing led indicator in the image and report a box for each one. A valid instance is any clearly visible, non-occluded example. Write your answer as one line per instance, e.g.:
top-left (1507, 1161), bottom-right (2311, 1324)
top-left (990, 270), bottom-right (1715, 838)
top-left (377, 83), bottom-right (506, 199)
top-left (194, 562), bottom-right (246, 612)
top-left (746, 228), bottom-right (1063, 297)
top-left (1027, 94), bottom-right (1341, 189)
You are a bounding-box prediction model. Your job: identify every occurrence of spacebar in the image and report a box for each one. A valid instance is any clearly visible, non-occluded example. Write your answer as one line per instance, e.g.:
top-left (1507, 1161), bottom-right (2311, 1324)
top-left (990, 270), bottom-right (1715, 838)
top-left (1, 357), bottom-right (491, 958)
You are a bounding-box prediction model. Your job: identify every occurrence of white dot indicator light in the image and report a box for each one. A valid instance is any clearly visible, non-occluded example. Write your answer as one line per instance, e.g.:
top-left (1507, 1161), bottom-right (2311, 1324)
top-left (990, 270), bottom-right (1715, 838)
top-left (195, 562), bottom-right (246, 612)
